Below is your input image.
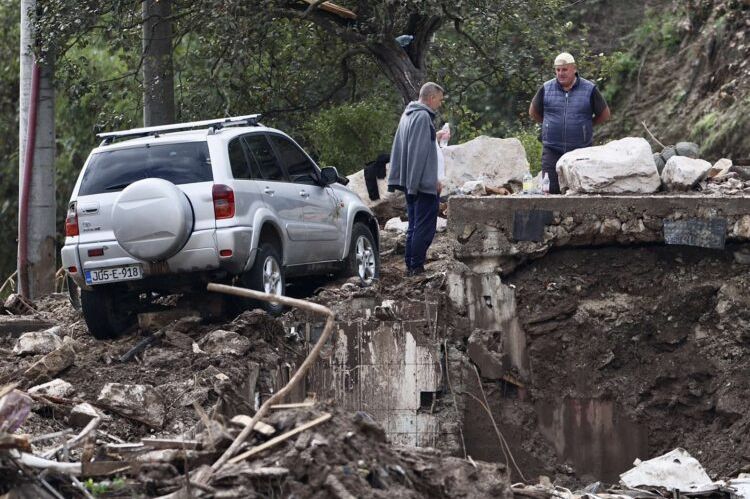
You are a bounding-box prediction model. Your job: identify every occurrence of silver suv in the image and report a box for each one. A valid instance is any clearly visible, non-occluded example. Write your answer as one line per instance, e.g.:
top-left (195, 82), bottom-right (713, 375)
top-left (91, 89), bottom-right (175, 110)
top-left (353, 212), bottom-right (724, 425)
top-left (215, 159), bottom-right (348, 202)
top-left (61, 115), bottom-right (380, 339)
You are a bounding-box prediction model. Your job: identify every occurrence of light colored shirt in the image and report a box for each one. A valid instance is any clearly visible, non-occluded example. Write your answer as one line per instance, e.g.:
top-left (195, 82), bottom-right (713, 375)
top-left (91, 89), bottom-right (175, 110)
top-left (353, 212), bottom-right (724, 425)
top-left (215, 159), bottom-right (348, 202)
top-left (436, 142), bottom-right (445, 180)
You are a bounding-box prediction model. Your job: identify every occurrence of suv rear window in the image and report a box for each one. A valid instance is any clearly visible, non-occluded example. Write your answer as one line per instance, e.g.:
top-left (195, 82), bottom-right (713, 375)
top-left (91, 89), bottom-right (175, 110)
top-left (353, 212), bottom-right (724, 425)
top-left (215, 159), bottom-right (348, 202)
top-left (78, 142), bottom-right (213, 195)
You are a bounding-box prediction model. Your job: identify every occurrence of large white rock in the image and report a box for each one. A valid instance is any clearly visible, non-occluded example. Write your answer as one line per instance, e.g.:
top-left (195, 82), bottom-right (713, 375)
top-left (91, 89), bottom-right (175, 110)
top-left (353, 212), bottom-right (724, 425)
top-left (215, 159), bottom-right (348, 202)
top-left (96, 383), bottom-right (165, 428)
top-left (13, 328), bottom-right (63, 355)
top-left (662, 156), bottom-right (712, 191)
top-left (556, 137), bottom-right (661, 194)
top-left (441, 136), bottom-right (529, 193)
top-left (346, 135), bottom-right (529, 213)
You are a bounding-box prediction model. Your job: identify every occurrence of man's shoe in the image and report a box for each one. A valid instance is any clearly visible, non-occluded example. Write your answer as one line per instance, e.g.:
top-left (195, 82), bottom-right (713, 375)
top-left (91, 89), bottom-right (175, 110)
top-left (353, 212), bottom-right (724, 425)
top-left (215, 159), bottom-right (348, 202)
top-left (410, 266), bottom-right (425, 276)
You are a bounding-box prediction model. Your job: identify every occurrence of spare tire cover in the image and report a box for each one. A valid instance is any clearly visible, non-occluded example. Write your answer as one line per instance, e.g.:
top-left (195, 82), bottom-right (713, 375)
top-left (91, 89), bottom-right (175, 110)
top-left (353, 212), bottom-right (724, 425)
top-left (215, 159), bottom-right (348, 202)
top-left (112, 178), bottom-right (193, 262)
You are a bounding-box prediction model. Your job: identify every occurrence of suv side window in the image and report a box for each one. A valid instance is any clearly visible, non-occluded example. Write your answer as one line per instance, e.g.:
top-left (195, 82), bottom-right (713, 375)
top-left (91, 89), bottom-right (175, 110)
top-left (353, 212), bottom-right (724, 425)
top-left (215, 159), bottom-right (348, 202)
top-left (244, 134), bottom-right (285, 181)
top-left (228, 138), bottom-right (252, 179)
top-left (268, 134), bottom-right (318, 185)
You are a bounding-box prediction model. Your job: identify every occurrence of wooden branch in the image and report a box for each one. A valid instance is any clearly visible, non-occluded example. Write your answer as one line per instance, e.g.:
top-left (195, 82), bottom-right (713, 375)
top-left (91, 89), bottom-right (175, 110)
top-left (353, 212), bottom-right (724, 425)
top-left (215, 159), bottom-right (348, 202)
top-left (205, 283), bottom-right (336, 474)
top-left (641, 121), bottom-right (666, 149)
top-left (270, 402), bottom-right (315, 410)
top-left (43, 416), bottom-right (101, 459)
top-left (228, 413), bottom-right (332, 464)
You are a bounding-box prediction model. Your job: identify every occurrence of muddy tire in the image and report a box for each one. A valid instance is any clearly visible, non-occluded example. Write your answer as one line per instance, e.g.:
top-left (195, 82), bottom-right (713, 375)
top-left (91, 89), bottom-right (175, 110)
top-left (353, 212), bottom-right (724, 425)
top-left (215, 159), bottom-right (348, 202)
top-left (81, 286), bottom-right (135, 340)
top-left (344, 223), bottom-right (380, 286)
top-left (241, 242), bottom-right (285, 316)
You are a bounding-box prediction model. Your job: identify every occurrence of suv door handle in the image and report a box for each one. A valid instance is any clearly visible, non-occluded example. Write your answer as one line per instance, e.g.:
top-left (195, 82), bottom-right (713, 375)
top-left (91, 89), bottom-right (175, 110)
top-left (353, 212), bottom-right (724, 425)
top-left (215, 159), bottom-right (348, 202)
top-left (263, 187), bottom-right (275, 196)
top-left (299, 190), bottom-right (309, 199)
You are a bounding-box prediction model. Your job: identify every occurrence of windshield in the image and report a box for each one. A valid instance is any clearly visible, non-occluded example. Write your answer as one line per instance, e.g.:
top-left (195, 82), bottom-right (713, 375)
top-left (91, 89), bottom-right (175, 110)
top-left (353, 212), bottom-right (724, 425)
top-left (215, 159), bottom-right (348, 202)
top-left (78, 142), bottom-right (213, 196)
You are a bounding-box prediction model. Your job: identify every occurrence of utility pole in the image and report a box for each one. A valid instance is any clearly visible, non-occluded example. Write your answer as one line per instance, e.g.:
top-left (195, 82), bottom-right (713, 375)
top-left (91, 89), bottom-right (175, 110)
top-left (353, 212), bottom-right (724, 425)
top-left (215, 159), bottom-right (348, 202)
top-left (19, 0), bottom-right (56, 299)
top-left (142, 0), bottom-right (175, 126)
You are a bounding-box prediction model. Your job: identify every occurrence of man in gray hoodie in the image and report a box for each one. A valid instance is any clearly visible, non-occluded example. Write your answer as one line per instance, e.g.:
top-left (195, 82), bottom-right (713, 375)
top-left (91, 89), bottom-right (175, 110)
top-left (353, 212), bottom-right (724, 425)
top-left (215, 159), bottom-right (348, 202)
top-left (388, 82), bottom-right (445, 276)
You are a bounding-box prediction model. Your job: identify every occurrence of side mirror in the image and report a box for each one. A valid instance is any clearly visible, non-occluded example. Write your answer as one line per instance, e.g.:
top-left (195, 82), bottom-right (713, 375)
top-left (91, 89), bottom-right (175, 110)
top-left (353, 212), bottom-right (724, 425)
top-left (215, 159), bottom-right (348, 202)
top-left (320, 166), bottom-right (349, 186)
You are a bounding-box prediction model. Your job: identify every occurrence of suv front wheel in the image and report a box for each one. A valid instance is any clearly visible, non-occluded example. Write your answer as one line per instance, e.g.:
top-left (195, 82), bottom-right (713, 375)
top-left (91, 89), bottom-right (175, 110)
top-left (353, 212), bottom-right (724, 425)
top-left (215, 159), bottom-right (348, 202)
top-left (241, 242), bottom-right (285, 316)
top-left (80, 286), bottom-right (136, 339)
top-left (345, 223), bottom-right (379, 286)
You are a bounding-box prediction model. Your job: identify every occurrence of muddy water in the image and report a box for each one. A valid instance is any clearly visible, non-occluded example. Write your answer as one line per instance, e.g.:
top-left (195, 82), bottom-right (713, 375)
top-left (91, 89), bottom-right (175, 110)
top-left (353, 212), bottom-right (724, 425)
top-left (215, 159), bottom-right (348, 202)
top-left (536, 398), bottom-right (648, 482)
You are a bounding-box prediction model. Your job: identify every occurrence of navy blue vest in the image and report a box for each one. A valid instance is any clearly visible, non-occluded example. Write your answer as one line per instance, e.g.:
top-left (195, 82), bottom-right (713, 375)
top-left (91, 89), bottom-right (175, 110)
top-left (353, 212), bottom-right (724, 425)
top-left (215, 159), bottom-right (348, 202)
top-left (542, 76), bottom-right (595, 153)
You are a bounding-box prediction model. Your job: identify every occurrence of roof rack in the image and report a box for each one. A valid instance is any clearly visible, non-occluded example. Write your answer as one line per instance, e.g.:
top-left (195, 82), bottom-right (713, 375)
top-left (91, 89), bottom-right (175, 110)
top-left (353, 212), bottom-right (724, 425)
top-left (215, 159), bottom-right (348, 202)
top-left (97, 114), bottom-right (262, 145)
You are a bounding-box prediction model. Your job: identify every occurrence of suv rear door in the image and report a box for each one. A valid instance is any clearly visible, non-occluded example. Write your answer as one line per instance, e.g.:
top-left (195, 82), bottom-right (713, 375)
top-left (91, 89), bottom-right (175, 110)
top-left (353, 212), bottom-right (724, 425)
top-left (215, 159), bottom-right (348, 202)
top-left (74, 141), bottom-right (215, 261)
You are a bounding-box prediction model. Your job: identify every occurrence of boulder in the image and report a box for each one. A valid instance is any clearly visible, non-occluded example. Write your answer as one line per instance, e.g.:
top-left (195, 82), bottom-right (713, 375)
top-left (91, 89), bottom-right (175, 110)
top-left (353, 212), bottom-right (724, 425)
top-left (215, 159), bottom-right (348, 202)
top-left (556, 137), bottom-right (661, 194)
top-left (707, 158), bottom-right (732, 178)
top-left (661, 156), bottom-right (712, 191)
top-left (346, 170), bottom-right (405, 222)
top-left (13, 327), bottom-right (63, 355)
top-left (441, 136), bottom-right (529, 193)
top-left (199, 329), bottom-right (251, 356)
top-left (661, 145), bottom-right (676, 162)
top-left (27, 379), bottom-right (75, 398)
top-left (653, 153), bottom-right (666, 174)
top-left (675, 141), bottom-right (700, 158)
top-left (346, 136), bottom-right (529, 218)
top-left (96, 383), bottom-right (165, 428)
top-left (729, 164), bottom-right (750, 181)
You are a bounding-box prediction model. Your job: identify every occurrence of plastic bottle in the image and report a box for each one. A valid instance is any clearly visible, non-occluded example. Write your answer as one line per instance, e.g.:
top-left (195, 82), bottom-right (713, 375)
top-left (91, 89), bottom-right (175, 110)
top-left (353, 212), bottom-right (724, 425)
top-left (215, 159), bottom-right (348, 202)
top-left (542, 172), bottom-right (550, 195)
top-left (439, 123), bottom-right (450, 147)
top-left (522, 170), bottom-right (533, 193)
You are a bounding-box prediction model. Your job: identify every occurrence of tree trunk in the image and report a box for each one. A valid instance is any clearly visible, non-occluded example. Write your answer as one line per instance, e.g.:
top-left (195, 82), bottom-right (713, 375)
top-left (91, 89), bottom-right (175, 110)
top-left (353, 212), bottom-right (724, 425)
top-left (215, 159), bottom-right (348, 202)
top-left (19, 0), bottom-right (56, 299)
top-left (142, 0), bottom-right (175, 126)
top-left (368, 42), bottom-right (425, 105)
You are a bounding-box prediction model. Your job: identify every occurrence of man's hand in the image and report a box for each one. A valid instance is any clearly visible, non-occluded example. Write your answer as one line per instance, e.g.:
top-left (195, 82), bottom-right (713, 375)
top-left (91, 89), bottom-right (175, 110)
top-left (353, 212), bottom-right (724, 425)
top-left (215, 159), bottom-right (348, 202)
top-left (437, 180), bottom-right (443, 194)
top-left (593, 106), bottom-right (611, 125)
top-left (436, 129), bottom-right (451, 144)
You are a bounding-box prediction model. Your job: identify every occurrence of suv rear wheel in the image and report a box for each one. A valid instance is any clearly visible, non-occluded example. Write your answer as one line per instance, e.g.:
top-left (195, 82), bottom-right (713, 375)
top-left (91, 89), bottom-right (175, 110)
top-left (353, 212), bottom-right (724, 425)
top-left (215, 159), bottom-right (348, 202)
top-left (80, 286), bottom-right (136, 339)
top-left (241, 242), bottom-right (285, 316)
top-left (345, 223), bottom-right (379, 286)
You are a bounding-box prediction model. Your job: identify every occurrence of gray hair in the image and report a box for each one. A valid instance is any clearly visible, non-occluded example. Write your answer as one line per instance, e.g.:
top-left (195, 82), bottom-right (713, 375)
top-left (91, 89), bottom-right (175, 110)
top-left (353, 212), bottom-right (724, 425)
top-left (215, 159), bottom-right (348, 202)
top-left (419, 82), bottom-right (444, 100)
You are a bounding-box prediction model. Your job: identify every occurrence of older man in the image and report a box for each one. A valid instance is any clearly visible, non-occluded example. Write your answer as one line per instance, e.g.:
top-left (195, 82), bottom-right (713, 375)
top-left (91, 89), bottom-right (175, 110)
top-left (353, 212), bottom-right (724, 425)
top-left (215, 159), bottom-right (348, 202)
top-left (388, 82), bottom-right (446, 276)
top-left (529, 52), bottom-right (611, 193)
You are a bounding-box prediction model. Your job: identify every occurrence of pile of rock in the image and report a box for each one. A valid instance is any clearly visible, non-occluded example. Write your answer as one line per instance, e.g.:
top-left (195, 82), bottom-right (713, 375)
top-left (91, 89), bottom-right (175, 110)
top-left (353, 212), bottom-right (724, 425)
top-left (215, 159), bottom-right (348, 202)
top-left (556, 137), bottom-right (748, 195)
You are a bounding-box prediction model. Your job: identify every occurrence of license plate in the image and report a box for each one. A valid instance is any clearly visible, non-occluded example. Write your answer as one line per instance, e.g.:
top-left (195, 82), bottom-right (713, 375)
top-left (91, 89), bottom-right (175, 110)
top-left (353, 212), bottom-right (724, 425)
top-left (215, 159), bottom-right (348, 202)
top-left (85, 265), bottom-right (143, 285)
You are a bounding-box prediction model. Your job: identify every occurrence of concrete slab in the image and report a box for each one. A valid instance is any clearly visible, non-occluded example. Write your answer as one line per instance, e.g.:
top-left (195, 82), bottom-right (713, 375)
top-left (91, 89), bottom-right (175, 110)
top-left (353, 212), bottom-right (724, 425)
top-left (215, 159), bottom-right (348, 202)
top-left (448, 195), bottom-right (750, 272)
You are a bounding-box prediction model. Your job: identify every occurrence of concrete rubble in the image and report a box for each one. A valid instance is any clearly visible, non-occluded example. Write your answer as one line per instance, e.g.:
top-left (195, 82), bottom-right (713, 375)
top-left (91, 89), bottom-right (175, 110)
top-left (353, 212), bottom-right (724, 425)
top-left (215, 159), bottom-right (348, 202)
top-left (662, 156), bottom-right (713, 191)
top-left (12, 327), bottom-right (63, 355)
top-left (96, 383), bottom-right (166, 428)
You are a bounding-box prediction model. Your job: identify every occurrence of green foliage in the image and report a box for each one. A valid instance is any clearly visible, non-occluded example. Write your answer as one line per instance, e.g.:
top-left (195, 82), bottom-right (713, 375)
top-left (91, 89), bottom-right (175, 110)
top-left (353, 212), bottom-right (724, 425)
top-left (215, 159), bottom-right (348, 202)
top-left (304, 99), bottom-right (399, 175)
top-left (598, 51), bottom-right (637, 102)
top-left (84, 477), bottom-right (125, 496)
top-left (514, 126), bottom-right (543, 175)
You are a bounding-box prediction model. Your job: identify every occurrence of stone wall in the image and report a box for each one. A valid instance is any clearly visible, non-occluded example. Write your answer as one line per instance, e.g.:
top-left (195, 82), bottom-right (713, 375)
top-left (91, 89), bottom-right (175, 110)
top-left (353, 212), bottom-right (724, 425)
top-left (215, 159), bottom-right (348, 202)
top-left (448, 194), bottom-right (750, 273)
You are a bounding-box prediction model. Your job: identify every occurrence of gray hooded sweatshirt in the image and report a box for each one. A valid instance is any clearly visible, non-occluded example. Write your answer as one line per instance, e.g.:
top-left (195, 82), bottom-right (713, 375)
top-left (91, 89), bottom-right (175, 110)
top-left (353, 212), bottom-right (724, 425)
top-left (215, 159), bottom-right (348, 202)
top-left (387, 101), bottom-right (438, 196)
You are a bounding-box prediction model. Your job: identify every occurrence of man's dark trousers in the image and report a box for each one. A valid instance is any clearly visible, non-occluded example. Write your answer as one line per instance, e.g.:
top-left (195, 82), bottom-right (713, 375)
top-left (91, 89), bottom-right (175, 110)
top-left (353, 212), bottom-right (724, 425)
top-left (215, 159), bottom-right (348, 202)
top-left (405, 192), bottom-right (439, 272)
top-left (541, 146), bottom-right (564, 194)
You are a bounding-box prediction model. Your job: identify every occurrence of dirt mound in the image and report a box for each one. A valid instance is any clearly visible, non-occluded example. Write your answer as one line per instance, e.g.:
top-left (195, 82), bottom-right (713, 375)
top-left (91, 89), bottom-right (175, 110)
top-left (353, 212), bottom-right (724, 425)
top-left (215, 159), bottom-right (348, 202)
top-left (507, 243), bottom-right (750, 480)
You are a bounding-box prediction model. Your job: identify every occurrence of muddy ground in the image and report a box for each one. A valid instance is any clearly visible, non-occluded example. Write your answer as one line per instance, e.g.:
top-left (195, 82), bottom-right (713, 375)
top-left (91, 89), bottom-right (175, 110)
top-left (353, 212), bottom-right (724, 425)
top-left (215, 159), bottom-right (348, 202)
top-left (2, 229), bottom-right (750, 496)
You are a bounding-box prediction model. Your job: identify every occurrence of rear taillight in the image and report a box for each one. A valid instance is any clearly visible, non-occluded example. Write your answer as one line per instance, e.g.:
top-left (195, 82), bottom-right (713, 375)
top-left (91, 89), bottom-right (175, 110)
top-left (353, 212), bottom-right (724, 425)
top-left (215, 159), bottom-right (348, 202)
top-left (212, 184), bottom-right (235, 219)
top-left (65, 203), bottom-right (79, 237)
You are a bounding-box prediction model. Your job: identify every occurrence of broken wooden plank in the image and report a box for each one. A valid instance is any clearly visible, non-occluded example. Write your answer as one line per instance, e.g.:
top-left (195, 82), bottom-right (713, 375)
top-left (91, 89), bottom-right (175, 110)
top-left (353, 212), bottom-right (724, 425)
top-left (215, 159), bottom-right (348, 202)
top-left (269, 401), bottom-right (315, 410)
top-left (229, 415), bottom-right (275, 436)
top-left (0, 316), bottom-right (53, 337)
top-left (228, 413), bottom-right (332, 464)
top-left (141, 438), bottom-right (202, 450)
top-left (81, 460), bottom-right (131, 477)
